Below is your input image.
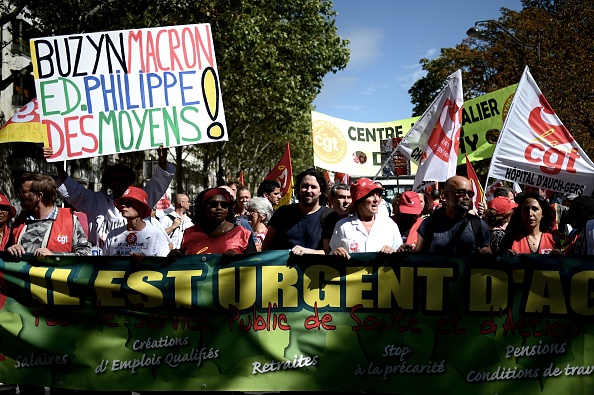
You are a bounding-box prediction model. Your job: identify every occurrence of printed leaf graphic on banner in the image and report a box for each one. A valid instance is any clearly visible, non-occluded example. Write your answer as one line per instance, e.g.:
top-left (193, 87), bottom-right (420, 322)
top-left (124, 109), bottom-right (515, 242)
top-left (0, 98), bottom-right (48, 144)
top-left (397, 69), bottom-right (463, 191)
top-left (265, 143), bottom-right (293, 207)
top-left (487, 66), bottom-right (594, 196)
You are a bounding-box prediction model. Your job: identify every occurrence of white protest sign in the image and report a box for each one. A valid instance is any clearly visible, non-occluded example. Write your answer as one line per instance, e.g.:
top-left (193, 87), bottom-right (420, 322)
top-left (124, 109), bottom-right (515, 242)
top-left (31, 24), bottom-right (227, 161)
top-left (487, 66), bottom-right (594, 196)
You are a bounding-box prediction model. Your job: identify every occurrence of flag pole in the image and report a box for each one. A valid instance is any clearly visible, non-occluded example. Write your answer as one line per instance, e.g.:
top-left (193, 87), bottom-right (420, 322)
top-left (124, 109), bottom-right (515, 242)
top-left (372, 142), bottom-right (403, 182)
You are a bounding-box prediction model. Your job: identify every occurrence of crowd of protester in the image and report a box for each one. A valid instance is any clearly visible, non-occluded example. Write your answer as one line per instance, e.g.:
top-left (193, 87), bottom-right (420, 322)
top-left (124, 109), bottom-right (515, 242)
top-left (3, 149), bottom-right (594, 395)
top-left (1, 148), bottom-right (593, 265)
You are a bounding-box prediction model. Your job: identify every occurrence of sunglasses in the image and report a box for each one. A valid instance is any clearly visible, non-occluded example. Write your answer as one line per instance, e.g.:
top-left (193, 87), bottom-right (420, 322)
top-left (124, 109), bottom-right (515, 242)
top-left (119, 198), bottom-right (137, 207)
top-left (207, 200), bottom-right (230, 209)
top-left (447, 189), bottom-right (475, 198)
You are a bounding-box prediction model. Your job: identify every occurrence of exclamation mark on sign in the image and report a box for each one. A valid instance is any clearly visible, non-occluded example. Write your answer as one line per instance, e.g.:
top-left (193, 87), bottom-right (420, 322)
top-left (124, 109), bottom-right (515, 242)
top-left (202, 67), bottom-right (225, 140)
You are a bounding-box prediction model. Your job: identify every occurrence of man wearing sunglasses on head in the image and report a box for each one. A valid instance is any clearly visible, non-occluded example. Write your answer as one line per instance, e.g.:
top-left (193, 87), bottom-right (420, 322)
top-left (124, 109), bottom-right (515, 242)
top-left (398, 175), bottom-right (491, 254)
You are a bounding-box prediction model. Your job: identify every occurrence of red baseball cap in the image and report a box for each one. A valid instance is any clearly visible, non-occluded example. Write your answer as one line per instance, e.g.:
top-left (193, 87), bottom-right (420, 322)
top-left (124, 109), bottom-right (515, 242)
top-left (115, 187), bottom-right (151, 218)
top-left (0, 193), bottom-right (16, 218)
top-left (487, 196), bottom-right (517, 215)
top-left (398, 191), bottom-right (423, 215)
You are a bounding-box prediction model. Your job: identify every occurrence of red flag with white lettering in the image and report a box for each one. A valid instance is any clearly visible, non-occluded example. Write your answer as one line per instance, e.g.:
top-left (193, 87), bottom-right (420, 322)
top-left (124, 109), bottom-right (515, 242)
top-left (397, 69), bottom-right (463, 191)
top-left (334, 172), bottom-right (350, 185)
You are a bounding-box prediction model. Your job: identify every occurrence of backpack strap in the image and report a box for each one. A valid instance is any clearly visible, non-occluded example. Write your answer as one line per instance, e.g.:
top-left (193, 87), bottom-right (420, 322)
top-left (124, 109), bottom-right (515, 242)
top-left (468, 214), bottom-right (486, 249)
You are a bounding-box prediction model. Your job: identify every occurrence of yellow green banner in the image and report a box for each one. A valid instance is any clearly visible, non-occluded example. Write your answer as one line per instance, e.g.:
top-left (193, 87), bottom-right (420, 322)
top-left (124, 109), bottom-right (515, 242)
top-left (0, 250), bottom-right (590, 393)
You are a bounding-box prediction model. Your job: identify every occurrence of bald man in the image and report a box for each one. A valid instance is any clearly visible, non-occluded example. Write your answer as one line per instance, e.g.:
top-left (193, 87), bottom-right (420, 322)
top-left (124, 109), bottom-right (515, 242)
top-left (400, 176), bottom-right (490, 253)
top-left (159, 193), bottom-right (194, 249)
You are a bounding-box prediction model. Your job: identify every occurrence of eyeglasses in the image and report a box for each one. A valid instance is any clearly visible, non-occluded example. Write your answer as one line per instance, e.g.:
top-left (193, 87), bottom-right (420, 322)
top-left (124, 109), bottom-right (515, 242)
top-left (447, 189), bottom-right (475, 198)
top-left (207, 200), bottom-right (230, 209)
top-left (18, 189), bottom-right (35, 196)
top-left (119, 198), bottom-right (136, 207)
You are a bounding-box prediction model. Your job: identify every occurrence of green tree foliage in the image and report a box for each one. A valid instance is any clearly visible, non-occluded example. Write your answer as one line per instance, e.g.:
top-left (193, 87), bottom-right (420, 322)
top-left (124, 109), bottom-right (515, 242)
top-left (22, 0), bottom-right (349, 191)
top-left (408, 0), bottom-right (594, 179)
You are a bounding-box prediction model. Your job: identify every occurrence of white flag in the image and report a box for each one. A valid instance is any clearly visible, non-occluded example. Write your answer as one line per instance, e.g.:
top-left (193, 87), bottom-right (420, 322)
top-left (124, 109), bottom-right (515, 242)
top-left (397, 69), bottom-right (463, 191)
top-left (487, 66), bottom-right (594, 196)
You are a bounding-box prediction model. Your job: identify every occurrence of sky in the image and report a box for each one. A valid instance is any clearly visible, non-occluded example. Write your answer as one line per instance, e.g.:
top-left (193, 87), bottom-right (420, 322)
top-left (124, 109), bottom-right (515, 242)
top-left (313, 0), bottom-right (524, 123)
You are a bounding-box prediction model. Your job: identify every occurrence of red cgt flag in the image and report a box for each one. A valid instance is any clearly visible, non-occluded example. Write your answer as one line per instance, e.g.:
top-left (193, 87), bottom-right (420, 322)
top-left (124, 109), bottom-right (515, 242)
top-left (265, 143), bottom-right (293, 206)
top-left (465, 154), bottom-right (484, 211)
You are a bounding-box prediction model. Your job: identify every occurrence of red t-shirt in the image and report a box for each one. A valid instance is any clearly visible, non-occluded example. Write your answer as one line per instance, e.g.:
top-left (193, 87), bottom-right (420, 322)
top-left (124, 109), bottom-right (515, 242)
top-left (181, 224), bottom-right (253, 255)
top-left (511, 232), bottom-right (558, 254)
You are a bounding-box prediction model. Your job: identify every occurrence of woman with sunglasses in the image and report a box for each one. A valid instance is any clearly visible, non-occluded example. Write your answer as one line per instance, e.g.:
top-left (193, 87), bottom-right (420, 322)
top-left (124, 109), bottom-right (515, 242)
top-left (178, 187), bottom-right (257, 255)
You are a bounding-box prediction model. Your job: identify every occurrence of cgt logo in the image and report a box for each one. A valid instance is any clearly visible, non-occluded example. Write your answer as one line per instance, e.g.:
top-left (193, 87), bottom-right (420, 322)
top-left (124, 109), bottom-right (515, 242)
top-left (312, 120), bottom-right (347, 165)
top-left (525, 94), bottom-right (580, 175)
top-left (56, 233), bottom-right (69, 245)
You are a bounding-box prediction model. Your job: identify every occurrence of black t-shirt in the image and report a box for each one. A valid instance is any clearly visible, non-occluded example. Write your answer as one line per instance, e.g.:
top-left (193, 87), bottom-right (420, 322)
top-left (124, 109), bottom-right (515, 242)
top-left (418, 208), bottom-right (490, 253)
top-left (267, 204), bottom-right (339, 250)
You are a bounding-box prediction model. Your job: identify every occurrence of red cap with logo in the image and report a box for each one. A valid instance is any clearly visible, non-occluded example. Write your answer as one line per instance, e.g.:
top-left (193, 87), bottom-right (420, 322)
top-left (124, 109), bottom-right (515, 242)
top-left (114, 187), bottom-right (151, 218)
top-left (398, 191), bottom-right (423, 215)
top-left (487, 196), bottom-right (517, 215)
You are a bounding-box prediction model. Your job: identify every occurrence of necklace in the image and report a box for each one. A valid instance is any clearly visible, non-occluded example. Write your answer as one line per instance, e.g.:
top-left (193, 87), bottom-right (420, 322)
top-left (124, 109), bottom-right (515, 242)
top-left (526, 234), bottom-right (541, 252)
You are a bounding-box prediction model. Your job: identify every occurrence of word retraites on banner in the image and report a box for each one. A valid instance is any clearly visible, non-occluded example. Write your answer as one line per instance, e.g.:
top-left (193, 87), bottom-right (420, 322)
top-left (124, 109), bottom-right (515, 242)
top-left (31, 24), bottom-right (227, 162)
top-left (1, 251), bottom-right (594, 392)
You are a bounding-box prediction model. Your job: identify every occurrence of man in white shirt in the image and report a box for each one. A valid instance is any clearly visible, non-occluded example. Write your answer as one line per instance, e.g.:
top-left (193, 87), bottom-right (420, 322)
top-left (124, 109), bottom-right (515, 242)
top-left (160, 193), bottom-right (194, 249)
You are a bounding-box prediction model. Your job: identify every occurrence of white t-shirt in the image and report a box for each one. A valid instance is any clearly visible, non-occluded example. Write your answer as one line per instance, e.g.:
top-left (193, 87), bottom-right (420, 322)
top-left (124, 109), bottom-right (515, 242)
top-left (103, 223), bottom-right (171, 257)
top-left (329, 213), bottom-right (403, 254)
top-left (159, 211), bottom-right (194, 249)
top-left (56, 163), bottom-right (175, 246)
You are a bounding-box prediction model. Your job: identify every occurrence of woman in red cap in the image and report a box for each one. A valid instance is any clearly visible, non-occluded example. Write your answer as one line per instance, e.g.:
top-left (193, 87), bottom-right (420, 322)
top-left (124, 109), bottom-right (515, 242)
top-left (103, 187), bottom-right (172, 257)
top-left (329, 178), bottom-right (402, 259)
top-left (391, 191), bottom-right (424, 246)
top-left (178, 187), bottom-right (257, 256)
top-left (0, 193), bottom-right (16, 250)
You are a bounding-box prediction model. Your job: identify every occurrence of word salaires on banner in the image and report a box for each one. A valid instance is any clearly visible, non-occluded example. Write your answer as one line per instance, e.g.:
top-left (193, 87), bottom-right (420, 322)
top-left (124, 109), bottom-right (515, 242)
top-left (1, 251), bottom-right (594, 393)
